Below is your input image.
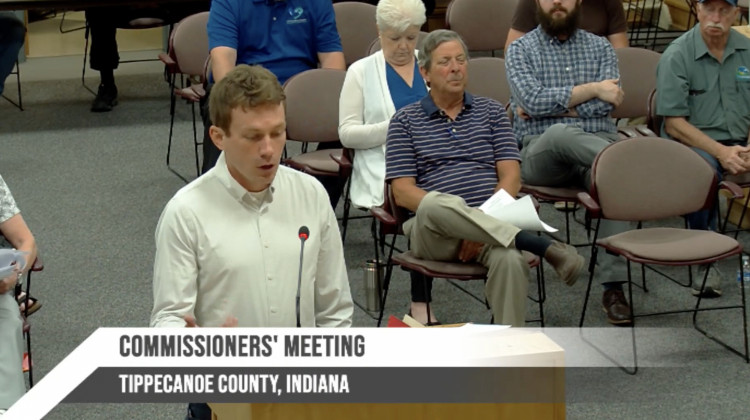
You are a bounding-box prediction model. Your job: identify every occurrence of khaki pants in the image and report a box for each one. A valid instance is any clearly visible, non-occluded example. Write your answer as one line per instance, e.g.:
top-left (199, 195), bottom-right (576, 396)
top-left (403, 192), bottom-right (530, 327)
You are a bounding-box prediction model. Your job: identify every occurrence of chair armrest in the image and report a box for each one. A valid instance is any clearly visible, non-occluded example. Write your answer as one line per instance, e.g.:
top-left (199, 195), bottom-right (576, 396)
top-left (30, 255), bottom-right (43, 272)
top-left (370, 206), bottom-right (397, 226)
top-left (577, 192), bottom-right (601, 218)
top-left (158, 52), bottom-right (176, 68)
top-left (720, 180), bottom-right (744, 199)
top-left (635, 126), bottom-right (657, 137)
top-left (330, 151), bottom-right (351, 168)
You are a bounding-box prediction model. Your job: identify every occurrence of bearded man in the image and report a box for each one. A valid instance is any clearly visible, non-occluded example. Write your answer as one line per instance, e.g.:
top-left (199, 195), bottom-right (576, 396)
top-left (505, 0), bottom-right (633, 325)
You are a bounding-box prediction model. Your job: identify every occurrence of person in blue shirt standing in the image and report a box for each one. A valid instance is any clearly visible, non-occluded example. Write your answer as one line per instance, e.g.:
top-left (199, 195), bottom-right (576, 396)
top-left (201, 0), bottom-right (346, 208)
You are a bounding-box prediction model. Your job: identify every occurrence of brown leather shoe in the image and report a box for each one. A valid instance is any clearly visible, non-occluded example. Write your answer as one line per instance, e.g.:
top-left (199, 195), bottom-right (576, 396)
top-left (602, 289), bottom-right (632, 325)
top-left (544, 241), bottom-right (585, 286)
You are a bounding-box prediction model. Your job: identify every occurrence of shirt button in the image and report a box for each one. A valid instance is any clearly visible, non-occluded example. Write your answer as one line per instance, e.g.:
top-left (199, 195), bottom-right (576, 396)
top-left (268, 275), bottom-right (273, 281)
top-left (565, 67), bottom-right (571, 71)
top-left (273, 17), bottom-right (276, 21)
top-left (270, 307), bottom-right (277, 314)
top-left (264, 243), bottom-right (269, 248)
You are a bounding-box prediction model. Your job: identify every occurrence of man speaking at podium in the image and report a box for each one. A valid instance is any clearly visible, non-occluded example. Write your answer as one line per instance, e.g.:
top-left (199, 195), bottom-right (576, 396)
top-left (150, 64), bottom-right (353, 329)
top-left (151, 64), bottom-right (353, 419)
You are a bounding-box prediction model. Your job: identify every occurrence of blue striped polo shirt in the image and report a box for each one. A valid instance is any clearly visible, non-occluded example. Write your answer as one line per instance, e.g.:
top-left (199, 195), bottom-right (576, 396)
top-left (385, 93), bottom-right (521, 207)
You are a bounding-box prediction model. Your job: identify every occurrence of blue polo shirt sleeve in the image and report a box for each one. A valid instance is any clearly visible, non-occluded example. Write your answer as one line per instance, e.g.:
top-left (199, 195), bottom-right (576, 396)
top-left (313, 0), bottom-right (343, 53)
top-left (655, 46), bottom-right (690, 117)
top-left (385, 110), bottom-right (418, 181)
top-left (576, 42), bottom-right (618, 118)
top-left (208, 0), bottom-right (240, 51)
top-left (488, 100), bottom-right (522, 162)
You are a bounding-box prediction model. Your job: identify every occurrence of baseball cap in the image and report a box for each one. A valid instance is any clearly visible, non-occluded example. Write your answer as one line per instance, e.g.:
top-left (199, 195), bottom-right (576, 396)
top-left (697, 0), bottom-right (738, 6)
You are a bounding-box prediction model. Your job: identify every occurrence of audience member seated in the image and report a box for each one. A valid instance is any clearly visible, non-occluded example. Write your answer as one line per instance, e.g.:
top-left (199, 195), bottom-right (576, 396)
top-left (506, 0), bottom-right (629, 50)
top-left (0, 174), bottom-right (38, 417)
top-left (85, 2), bottom-right (210, 112)
top-left (201, 0), bottom-right (346, 209)
top-left (385, 30), bottom-right (584, 327)
top-left (339, 0), bottom-right (439, 323)
top-left (151, 65), bottom-right (353, 420)
top-left (656, 0), bottom-right (750, 298)
top-left (505, 0), bottom-right (632, 325)
top-left (0, 12), bottom-right (24, 99)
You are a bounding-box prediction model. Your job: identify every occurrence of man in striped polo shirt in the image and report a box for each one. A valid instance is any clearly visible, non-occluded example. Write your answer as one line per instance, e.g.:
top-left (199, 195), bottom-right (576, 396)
top-left (505, 0), bottom-right (631, 325)
top-left (385, 30), bottom-right (584, 327)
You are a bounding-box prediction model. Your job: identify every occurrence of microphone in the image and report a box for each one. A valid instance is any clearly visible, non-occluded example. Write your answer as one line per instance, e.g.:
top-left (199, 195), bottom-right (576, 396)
top-left (296, 226), bottom-right (309, 328)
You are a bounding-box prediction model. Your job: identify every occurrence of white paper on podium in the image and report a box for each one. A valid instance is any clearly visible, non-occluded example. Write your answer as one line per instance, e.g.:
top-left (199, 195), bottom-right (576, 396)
top-left (0, 248), bottom-right (28, 278)
top-left (478, 189), bottom-right (558, 232)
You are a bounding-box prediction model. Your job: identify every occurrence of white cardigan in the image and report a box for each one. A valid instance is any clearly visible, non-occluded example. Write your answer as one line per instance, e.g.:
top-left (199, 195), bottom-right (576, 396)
top-left (338, 50), bottom-right (424, 209)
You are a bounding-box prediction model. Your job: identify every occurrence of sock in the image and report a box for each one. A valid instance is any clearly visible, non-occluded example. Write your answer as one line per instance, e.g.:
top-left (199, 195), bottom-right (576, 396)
top-left (513, 231), bottom-right (552, 257)
top-left (100, 69), bottom-right (115, 87)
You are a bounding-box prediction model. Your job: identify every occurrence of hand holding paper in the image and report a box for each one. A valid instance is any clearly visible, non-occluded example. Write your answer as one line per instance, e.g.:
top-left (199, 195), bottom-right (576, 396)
top-left (478, 190), bottom-right (558, 232)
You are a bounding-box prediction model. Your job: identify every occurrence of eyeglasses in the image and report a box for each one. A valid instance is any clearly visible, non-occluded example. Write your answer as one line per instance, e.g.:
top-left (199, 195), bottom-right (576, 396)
top-left (700, 4), bottom-right (736, 17)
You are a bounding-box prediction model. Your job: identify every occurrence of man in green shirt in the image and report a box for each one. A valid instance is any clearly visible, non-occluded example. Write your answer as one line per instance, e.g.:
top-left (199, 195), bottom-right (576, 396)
top-left (657, 0), bottom-right (750, 297)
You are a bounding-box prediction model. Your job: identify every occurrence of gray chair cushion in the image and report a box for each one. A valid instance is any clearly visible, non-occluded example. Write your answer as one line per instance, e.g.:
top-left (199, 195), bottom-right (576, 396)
top-left (599, 227), bottom-right (740, 262)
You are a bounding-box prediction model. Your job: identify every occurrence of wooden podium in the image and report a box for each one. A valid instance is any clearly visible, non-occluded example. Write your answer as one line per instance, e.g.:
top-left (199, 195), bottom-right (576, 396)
top-left (209, 330), bottom-right (565, 420)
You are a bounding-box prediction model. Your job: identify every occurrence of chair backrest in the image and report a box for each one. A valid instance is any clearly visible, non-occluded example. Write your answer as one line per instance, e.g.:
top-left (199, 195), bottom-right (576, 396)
top-left (367, 31), bottom-right (429, 57)
top-left (612, 47), bottom-right (661, 119)
top-left (466, 57), bottom-right (510, 104)
top-left (170, 12), bottom-right (210, 77)
top-left (334, 2), bottom-right (379, 67)
top-left (646, 89), bottom-right (662, 136)
top-left (445, 0), bottom-right (517, 53)
top-left (283, 68), bottom-right (347, 143)
top-left (591, 137), bottom-right (717, 221)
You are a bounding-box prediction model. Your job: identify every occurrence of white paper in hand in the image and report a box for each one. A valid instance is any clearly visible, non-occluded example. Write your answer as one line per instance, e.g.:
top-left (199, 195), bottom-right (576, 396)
top-left (0, 248), bottom-right (28, 278)
top-left (478, 189), bottom-right (558, 232)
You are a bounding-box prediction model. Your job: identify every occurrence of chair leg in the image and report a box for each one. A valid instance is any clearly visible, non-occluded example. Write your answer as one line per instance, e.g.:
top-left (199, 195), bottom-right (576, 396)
top-left (375, 221), bottom-right (399, 327)
top-left (190, 101), bottom-right (201, 177)
top-left (693, 257), bottom-right (750, 363)
top-left (340, 180), bottom-right (352, 243)
top-left (82, 23), bottom-right (89, 87)
top-left (167, 80), bottom-right (177, 167)
top-left (14, 60), bottom-right (22, 111)
top-left (625, 260), bottom-right (638, 375)
top-left (423, 274), bottom-right (432, 325)
top-left (25, 327), bottom-right (33, 387)
top-left (578, 244), bottom-right (599, 327)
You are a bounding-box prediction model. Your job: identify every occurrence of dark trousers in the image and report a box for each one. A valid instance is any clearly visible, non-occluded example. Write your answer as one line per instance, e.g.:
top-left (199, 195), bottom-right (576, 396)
top-left (0, 12), bottom-right (24, 96)
top-left (411, 272), bottom-right (433, 303)
top-left (85, 2), bottom-right (210, 72)
top-left (185, 403), bottom-right (211, 420)
top-left (200, 84), bottom-right (344, 209)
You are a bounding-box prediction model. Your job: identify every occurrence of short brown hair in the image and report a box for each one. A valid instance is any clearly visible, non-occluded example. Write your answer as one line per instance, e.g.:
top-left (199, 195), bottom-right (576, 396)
top-left (209, 64), bottom-right (286, 134)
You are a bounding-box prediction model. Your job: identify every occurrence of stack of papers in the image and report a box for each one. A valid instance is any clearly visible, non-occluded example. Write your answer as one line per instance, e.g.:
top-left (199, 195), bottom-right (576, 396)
top-left (0, 248), bottom-right (27, 278)
top-left (478, 189), bottom-right (558, 232)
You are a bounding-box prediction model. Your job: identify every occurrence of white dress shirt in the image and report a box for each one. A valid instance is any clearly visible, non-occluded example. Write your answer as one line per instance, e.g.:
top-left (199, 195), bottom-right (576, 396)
top-left (151, 154), bottom-right (353, 328)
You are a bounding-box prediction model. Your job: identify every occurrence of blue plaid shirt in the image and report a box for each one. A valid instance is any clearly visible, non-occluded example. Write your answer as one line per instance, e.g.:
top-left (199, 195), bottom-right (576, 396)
top-left (505, 28), bottom-right (618, 140)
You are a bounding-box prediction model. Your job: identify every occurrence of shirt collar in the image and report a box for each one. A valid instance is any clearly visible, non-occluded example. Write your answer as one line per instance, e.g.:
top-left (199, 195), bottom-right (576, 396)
top-left (692, 25), bottom-right (749, 61)
top-left (214, 152), bottom-right (277, 204)
top-left (420, 92), bottom-right (474, 117)
top-left (536, 26), bottom-right (581, 45)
